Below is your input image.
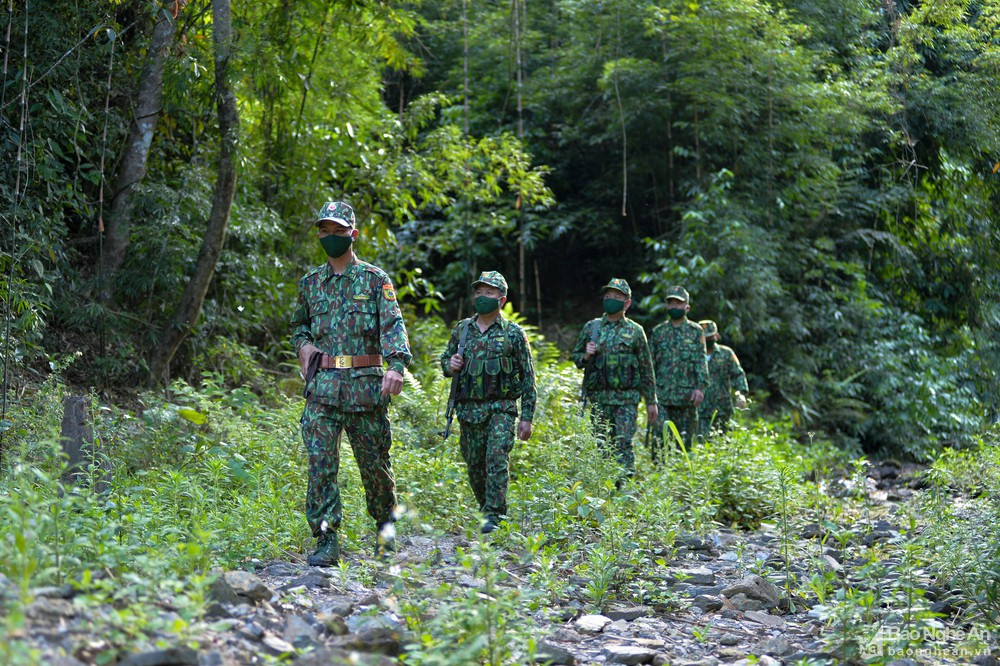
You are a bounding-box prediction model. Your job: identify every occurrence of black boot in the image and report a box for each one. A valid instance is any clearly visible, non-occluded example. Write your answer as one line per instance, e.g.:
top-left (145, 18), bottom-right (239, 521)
top-left (307, 532), bottom-right (340, 567)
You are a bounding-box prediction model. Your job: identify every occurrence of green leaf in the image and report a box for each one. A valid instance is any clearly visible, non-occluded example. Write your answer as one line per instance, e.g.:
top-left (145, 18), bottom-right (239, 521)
top-left (177, 408), bottom-right (207, 425)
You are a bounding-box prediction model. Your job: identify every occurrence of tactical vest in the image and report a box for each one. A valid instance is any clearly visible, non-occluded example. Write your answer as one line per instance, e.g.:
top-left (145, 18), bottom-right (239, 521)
top-left (585, 320), bottom-right (640, 392)
top-left (457, 320), bottom-right (522, 401)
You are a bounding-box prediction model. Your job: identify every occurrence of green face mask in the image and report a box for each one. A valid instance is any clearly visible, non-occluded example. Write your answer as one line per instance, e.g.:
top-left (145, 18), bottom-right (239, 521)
top-left (475, 296), bottom-right (501, 315)
top-left (603, 298), bottom-right (626, 314)
top-left (667, 307), bottom-right (686, 320)
top-left (320, 234), bottom-right (353, 258)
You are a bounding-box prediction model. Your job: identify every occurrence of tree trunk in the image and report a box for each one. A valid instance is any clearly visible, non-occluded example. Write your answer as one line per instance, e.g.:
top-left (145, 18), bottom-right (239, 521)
top-left (148, 0), bottom-right (238, 385)
top-left (101, 1), bottom-right (186, 285)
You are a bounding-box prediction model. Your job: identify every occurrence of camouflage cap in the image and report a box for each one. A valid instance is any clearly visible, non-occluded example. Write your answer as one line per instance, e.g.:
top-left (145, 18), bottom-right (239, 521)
top-left (472, 270), bottom-right (508, 296)
top-left (699, 320), bottom-right (718, 337)
top-left (600, 278), bottom-right (631, 299)
top-left (315, 201), bottom-right (356, 227)
top-left (665, 285), bottom-right (690, 302)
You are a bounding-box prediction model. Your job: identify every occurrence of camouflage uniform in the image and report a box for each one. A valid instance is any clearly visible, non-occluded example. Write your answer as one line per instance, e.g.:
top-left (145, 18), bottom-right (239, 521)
top-left (441, 271), bottom-right (536, 523)
top-left (572, 278), bottom-right (657, 478)
top-left (291, 206), bottom-right (411, 543)
top-left (697, 320), bottom-right (748, 435)
top-left (649, 286), bottom-right (708, 457)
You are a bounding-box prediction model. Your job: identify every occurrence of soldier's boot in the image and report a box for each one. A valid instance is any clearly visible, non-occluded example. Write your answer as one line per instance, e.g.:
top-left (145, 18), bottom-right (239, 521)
top-left (306, 531), bottom-right (340, 567)
top-left (481, 515), bottom-right (502, 534)
top-left (374, 521), bottom-right (396, 560)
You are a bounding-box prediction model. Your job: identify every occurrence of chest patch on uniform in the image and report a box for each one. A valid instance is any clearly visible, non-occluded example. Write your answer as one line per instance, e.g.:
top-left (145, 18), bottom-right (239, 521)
top-left (382, 283), bottom-right (397, 301)
top-left (352, 294), bottom-right (369, 301)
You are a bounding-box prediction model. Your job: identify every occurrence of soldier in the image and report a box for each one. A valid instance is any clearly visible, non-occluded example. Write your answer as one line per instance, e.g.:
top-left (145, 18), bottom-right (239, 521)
top-left (649, 285), bottom-right (708, 459)
top-left (291, 201), bottom-right (412, 566)
top-left (441, 271), bottom-right (536, 534)
top-left (571, 278), bottom-right (658, 483)
top-left (697, 320), bottom-right (748, 435)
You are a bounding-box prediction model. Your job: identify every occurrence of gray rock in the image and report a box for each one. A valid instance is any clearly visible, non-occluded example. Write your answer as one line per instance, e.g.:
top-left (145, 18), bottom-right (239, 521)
top-left (686, 585), bottom-right (726, 597)
top-left (118, 647), bottom-right (199, 666)
top-left (752, 637), bottom-right (794, 657)
top-left (283, 615), bottom-right (318, 648)
top-left (972, 656), bottom-right (999, 666)
top-left (607, 619), bottom-right (631, 633)
top-left (719, 634), bottom-right (741, 646)
top-left (743, 610), bottom-right (785, 628)
top-left (726, 593), bottom-right (765, 611)
top-left (535, 640), bottom-right (577, 665)
top-left (885, 660), bottom-right (919, 666)
top-left (651, 655), bottom-right (672, 666)
top-left (26, 597), bottom-right (77, 619)
top-left (318, 595), bottom-right (355, 617)
top-left (691, 595), bottom-right (723, 612)
top-left (333, 626), bottom-right (406, 656)
top-left (196, 652), bottom-right (226, 666)
top-left (551, 627), bottom-right (583, 643)
top-left (679, 567), bottom-right (716, 585)
top-left (602, 644), bottom-right (657, 664)
top-left (259, 561), bottom-right (301, 577)
top-left (721, 575), bottom-right (780, 608)
top-left (213, 571), bottom-right (273, 604)
top-left (575, 614), bottom-right (611, 633)
top-left (278, 574), bottom-right (331, 591)
top-left (347, 612), bottom-right (403, 634)
top-left (604, 605), bottom-right (652, 621)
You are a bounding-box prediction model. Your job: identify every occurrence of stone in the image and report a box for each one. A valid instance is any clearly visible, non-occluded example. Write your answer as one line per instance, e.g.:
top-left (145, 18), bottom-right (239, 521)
top-left (318, 595), bottom-right (355, 617)
top-left (535, 640), bottom-right (577, 665)
top-left (691, 595), bottom-right (723, 612)
top-left (292, 648), bottom-right (395, 666)
top-left (25, 597), bottom-right (76, 619)
top-left (279, 574), bottom-right (330, 592)
top-left (604, 605), bottom-right (652, 621)
top-left (321, 613), bottom-right (349, 636)
top-left (752, 637), bottom-right (793, 656)
top-left (743, 610), bottom-right (785, 628)
top-left (608, 619), bottom-right (631, 632)
top-left (680, 567), bottom-right (716, 585)
top-left (259, 561), bottom-right (300, 577)
top-left (117, 648), bottom-right (199, 666)
top-left (575, 614), bottom-right (611, 633)
top-left (726, 593), bottom-right (764, 612)
top-left (215, 571), bottom-right (273, 603)
top-left (283, 615), bottom-right (318, 648)
top-left (675, 534), bottom-right (714, 551)
top-left (347, 612), bottom-right (402, 634)
top-left (551, 627), bottom-right (583, 643)
top-left (333, 627), bottom-right (406, 656)
top-left (717, 647), bottom-right (744, 660)
top-left (721, 575), bottom-right (780, 608)
top-left (602, 644), bottom-right (657, 664)
top-left (261, 633), bottom-right (296, 655)
top-left (719, 634), bottom-right (741, 646)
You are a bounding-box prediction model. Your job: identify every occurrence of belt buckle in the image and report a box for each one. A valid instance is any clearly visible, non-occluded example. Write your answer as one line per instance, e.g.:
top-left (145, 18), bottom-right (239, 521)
top-left (334, 355), bottom-right (352, 369)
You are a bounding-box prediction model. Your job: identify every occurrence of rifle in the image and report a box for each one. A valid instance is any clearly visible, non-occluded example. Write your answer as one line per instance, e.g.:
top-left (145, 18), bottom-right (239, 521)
top-left (579, 320), bottom-right (600, 416)
top-left (442, 319), bottom-right (472, 439)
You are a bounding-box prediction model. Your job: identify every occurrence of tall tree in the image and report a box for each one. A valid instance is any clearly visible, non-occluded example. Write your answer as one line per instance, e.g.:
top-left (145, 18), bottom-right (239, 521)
top-left (149, 0), bottom-right (238, 384)
top-left (100, 1), bottom-right (187, 287)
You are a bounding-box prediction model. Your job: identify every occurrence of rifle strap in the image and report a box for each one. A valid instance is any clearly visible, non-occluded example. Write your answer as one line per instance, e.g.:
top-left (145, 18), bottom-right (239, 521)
top-left (590, 319), bottom-right (601, 346)
top-left (458, 317), bottom-right (472, 355)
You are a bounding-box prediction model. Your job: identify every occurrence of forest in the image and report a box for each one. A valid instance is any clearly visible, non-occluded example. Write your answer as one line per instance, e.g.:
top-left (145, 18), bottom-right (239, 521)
top-left (1, 0), bottom-right (999, 664)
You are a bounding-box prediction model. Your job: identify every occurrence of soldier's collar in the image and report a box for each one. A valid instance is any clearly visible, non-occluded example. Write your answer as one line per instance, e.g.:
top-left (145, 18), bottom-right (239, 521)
top-left (323, 258), bottom-right (361, 282)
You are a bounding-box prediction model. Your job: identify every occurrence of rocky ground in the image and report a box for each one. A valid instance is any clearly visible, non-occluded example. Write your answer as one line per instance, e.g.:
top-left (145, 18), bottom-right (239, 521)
top-left (7, 462), bottom-right (1000, 665)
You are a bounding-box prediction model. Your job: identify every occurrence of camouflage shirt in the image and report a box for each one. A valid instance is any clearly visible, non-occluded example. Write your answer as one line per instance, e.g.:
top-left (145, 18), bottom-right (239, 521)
top-left (440, 315), bottom-right (537, 423)
top-left (291, 259), bottom-right (412, 411)
top-left (571, 315), bottom-right (657, 407)
top-left (701, 344), bottom-right (749, 417)
top-left (649, 318), bottom-right (709, 407)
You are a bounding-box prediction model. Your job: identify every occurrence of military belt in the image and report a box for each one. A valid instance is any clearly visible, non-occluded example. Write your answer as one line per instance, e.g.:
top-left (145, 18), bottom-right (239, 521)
top-left (319, 354), bottom-right (383, 369)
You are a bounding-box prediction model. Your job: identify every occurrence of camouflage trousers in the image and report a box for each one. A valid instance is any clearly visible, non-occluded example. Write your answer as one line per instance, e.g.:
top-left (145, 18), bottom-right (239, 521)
top-left (300, 401), bottom-right (397, 537)
top-left (459, 412), bottom-right (516, 520)
top-left (698, 406), bottom-right (734, 436)
top-left (650, 405), bottom-right (698, 463)
top-left (590, 402), bottom-right (638, 478)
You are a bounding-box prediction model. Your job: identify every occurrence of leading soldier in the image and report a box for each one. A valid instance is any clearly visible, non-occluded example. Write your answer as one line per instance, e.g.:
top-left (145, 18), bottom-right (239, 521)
top-left (697, 319), bottom-right (748, 435)
top-left (571, 278), bottom-right (658, 484)
top-left (292, 201), bottom-right (412, 566)
top-left (649, 285), bottom-right (708, 459)
top-left (441, 271), bottom-right (536, 534)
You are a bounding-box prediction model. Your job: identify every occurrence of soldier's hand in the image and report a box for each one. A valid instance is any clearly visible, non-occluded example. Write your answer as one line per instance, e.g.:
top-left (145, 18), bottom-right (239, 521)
top-left (585, 341), bottom-right (598, 358)
top-left (517, 420), bottom-right (532, 441)
top-left (381, 369), bottom-right (404, 397)
top-left (690, 389), bottom-right (705, 407)
top-left (449, 354), bottom-right (464, 374)
top-left (735, 392), bottom-right (748, 409)
top-left (298, 343), bottom-right (321, 378)
top-left (647, 404), bottom-right (658, 424)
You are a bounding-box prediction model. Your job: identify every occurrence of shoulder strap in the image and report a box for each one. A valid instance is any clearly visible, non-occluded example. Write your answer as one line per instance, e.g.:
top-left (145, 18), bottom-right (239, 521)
top-left (458, 318), bottom-right (472, 354)
top-left (590, 319), bottom-right (601, 343)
